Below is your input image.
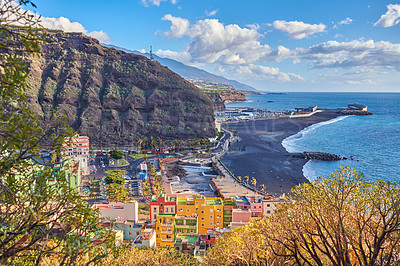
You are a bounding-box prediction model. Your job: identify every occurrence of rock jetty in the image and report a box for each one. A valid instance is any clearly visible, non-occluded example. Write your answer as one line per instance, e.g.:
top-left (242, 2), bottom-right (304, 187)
top-left (292, 152), bottom-right (342, 161)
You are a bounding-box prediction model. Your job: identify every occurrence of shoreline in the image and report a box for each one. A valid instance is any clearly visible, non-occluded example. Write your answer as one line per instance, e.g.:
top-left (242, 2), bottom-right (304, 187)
top-left (221, 110), bottom-right (342, 195)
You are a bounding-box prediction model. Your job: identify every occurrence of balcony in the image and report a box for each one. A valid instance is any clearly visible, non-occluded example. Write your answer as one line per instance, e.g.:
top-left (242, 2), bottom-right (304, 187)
top-left (161, 238), bottom-right (174, 242)
top-left (161, 223), bottom-right (173, 227)
top-left (161, 230), bottom-right (173, 234)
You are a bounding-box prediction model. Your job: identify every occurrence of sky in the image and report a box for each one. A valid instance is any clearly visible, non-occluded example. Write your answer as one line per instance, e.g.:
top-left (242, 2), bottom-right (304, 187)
top-left (22, 0), bottom-right (400, 92)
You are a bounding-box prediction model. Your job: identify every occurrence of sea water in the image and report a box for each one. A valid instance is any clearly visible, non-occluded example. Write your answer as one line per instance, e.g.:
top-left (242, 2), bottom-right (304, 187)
top-left (226, 92), bottom-right (400, 182)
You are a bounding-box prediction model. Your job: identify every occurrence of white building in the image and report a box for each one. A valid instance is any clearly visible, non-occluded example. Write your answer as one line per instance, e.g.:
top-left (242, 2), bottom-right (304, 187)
top-left (63, 134), bottom-right (90, 175)
top-left (93, 202), bottom-right (139, 223)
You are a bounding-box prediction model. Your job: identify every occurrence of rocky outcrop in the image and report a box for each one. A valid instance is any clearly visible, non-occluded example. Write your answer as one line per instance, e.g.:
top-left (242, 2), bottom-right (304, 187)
top-left (22, 30), bottom-right (216, 146)
top-left (217, 90), bottom-right (247, 103)
top-left (341, 110), bottom-right (373, 115)
top-left (292, 152), bottom-right (342, 161)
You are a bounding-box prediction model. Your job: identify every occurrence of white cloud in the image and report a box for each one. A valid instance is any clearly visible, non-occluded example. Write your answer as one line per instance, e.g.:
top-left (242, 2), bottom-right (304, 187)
top-left (333, 17), bottom-right (353, 29)
top-left (162, 14), bottom-right (189, 38)
top-left (142, 0), bottom-right (177, 7)
top-left (272, 20), bottom-right (326, 39)
top-left (39, 16), bottom-right (111, 44)
top-left (162, 15), bottom-right (271, 64)
top-left (295, 40), bottom-right (400, 70)
top-left (220, 64), bottom-right (303, 82)
top-left (205, 9), bottom-right (219, 17)
top-left (155, 49), bottom-right (193, 65)
top-left (5, 1), bottom-right (112, 44)
top-left (87, 30), bottom-right (111, 44)
top-left (374, 4), bottom-right (400, 27)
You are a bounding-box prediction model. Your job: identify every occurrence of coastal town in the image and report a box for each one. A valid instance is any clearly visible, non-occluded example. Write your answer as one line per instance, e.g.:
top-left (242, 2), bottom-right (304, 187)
top-left (25, 102), bottom-right (371, 261)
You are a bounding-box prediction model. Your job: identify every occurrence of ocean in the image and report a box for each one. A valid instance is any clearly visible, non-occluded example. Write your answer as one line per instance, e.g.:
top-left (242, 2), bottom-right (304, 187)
top-left (226, 92), bottom-right (400, 182)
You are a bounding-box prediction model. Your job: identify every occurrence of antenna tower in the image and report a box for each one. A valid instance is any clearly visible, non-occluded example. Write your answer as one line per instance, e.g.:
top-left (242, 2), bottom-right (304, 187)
top-left (150, 45), bottom-right (154, 61)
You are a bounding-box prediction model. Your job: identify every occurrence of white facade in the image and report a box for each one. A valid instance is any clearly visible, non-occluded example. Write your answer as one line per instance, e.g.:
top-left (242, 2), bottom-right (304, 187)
top-left (263, 199), bottom-right (284, 217)
top-left (93, 202), bottom-right (139, 223)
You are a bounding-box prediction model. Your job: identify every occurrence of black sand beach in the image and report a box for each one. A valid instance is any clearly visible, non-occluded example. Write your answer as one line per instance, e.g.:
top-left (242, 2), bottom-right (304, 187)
top-left (222, 111), bottom-right (342, 195)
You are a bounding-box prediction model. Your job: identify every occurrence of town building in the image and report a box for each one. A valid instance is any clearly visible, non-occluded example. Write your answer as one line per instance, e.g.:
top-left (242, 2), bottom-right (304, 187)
top-left (92, 201), bottom-right (139, 223)
top-left (150, 194), bottom-right (177, 223)
top-left (222, 197), bottom-right (236, 227)
top-left (248, 196), bottom-right (264, 220)
top-left (156, 214), bottom-right (176, 247)
top-left (175, 215), bottom-right (198, 235)
top-left (263, 198), bottom-right (285, 217)
top-left (63, 134), bottom-right (90, 175)
top-left (176, 196), bottom-right (224, 234)
top-left (132, 228), bottom-right (156, 248)
top-left (113, 220), bottom-right (143, 241)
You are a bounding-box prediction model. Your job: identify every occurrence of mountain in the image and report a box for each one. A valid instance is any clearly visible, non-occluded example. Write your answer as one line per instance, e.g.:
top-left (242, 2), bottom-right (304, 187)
top-left (103, 44), bottom-right (257, 92)
top-left (21, 30), bottom-right (216, 147)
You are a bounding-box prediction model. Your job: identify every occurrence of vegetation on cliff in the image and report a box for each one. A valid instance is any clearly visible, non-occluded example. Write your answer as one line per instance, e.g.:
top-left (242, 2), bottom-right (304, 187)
top-left (21, 30), bottom-right (216, 147)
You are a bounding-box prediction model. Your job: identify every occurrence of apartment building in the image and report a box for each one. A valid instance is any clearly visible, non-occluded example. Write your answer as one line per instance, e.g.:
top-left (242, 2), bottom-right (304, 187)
top-left (176, 196), bottom-right (224, 234)
top-left (63, 134), bottom-right (90, 175)
top-left (155, 214), bottom-right (176, 247)
top-left (150, 194), bottom-right (177, 223)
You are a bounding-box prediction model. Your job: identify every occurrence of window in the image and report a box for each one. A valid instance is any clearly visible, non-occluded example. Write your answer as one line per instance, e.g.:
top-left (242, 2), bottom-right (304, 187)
top-left (157, 227), bottom-right (160, 230)
top-left (217, 208), bottom-right (221, 212)
top-left (267, 204), bottom-right (270, 207)
top-left (196, 208), bottom-right (198, 211)
top-left (187, 209), bottom-right (190, 213)
top-left (267, 210), bottom-right (271, 214)
top-left (201, 210), bottom-right (204, 214)
top-left (210, 209), bottom-right (213, 213)
top-left (210, 222), bottom-right (213, 225)
top-left (196, 201), bottom-right (199, 204)
top-left (201, 217), bottom-right (204, 220)
top-left (217, 222), bottom-right (221, 225)
top-left (259, 206), bottom-right (262, 208)
top-left (129, 231), bottom-right (132, 235)
top-left (178, 208), bottom-right (183, 212)
top-left (136, 232), bottom-right (139, 235)
top-left (210, 215), bottom-right (213, 219)
top-left (157, 234), bottom-right (160, 238)
top-left (160, 209), bottom-right (163, 213)
top-left (160, 203), bottom-right (163, 207)
top-left (201, 224), bottom-right (204, 227)
top-left (217, 215), bottom-right (221, 218)
top-left (153, 207), bottom-right (157, 212)
top-left (166, 207), bottom-right (168, 212)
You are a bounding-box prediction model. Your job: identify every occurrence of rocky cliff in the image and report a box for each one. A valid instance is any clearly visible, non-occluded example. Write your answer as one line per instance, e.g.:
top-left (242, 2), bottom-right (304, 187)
top-left (23, 30), bottom-right (216, 147)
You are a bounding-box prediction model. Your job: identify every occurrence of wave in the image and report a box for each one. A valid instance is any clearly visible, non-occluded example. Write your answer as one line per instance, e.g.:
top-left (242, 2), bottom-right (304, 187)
top-left (282, 115), bottom-right (350, 153)
top-left (302, 161), bottom-right (318, 182)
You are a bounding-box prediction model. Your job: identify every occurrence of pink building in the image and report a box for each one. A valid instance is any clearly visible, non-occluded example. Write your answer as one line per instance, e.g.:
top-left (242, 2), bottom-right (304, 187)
top-left (231, 208), bottom-right (251, 223)
top-left (248, 196), bottom-right (263, 218)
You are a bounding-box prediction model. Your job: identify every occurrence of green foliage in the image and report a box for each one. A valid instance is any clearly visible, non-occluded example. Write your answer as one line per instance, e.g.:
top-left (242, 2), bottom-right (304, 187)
top-left (205, 167), bottom-right (400, 265)
top-left (0, 1), bottom-right (115, 264)
top-left (104, 170), bottom-right (127, 185)
top-left (109, 148), bottom-right (124, 160)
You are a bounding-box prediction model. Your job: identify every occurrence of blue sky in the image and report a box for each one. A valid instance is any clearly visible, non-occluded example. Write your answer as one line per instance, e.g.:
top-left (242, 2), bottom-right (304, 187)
top-left (27, 0), bottom-right (400, 92)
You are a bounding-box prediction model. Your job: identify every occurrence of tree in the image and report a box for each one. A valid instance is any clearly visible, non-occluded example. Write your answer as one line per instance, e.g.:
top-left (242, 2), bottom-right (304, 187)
top-left (237, 176), bottom-right (242, 183)
top-left (205, 167), bottom-right (400, 265)
top-left (104, 170), bottom-right (127, 185)
top-left (109, 148), bottom-right (124, 160)
top-left (106, 183), bottom-right (129, 203)
top-left (244, 176), bottom-right (249, 186)
top-left (250, 177), bottom-right (257, 190)
top-left (0, 1), bottom-right (114, 264)
top-left (261, 167), bottom-right (400, 266)
top-left (259, 184), bottom-right (265, 194)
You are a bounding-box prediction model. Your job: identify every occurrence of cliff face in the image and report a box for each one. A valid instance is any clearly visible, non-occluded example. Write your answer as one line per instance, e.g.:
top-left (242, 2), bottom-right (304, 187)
top-left (217, 90), bottom-right (246, 103)
top-left (24, 31), bottom-right (216, 146)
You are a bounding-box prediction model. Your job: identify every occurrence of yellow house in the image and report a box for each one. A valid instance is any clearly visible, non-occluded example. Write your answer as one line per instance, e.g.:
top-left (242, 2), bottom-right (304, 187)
top-left (155, 214), bottom-right (175, 247)
top-left (176, 196), bottom-right (224, 234)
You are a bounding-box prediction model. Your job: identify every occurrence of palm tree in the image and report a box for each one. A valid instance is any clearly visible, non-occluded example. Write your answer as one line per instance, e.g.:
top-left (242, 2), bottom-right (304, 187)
top-left (157, 137), bottom-right (163, 152)
top-left (136, 139), bottom-right (144, 153)
top-left (259, 184), bottom-right (265, 194)
top-left (237, 176), bottom-right (242, 183)
top-left (244, 176), bottom-right (249, 186)
top-left (251, 177), bottom-right (257, 191)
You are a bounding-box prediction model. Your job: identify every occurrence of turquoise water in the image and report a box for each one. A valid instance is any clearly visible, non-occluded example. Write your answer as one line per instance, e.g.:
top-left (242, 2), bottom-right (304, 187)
top-left (227, 93), bottom-right (400, 182)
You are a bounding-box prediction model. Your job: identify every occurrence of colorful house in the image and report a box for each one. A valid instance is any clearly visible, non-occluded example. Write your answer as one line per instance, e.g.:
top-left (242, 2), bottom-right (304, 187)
top-left (155, 214), bottom-right (176, 247)
top-left (176, 196), bottom-right (224, 234)
top-left (222, 197), bottom-right (237, 227)
top-left (150, 194), bottom-right (177, 223)
top-left (175, 215), bottom-right (198, 235)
